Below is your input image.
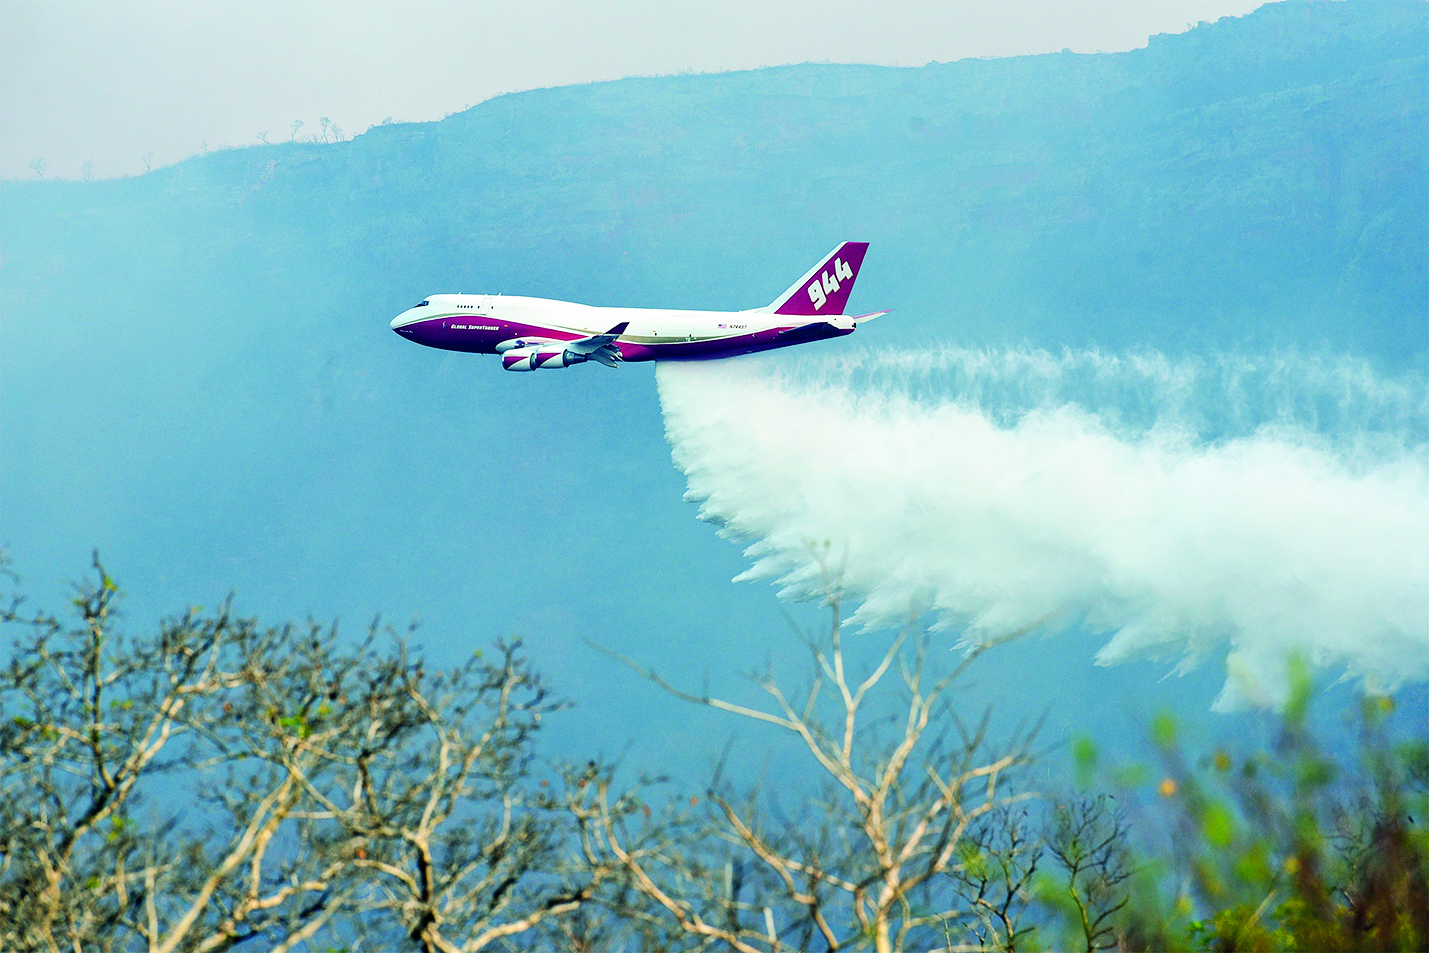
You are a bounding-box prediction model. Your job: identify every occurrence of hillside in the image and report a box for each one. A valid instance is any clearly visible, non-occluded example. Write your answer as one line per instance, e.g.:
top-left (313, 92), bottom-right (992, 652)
top-left (4, 1), bottom-right (1424, 363)
top-left (2, 0), bottom-right (1425, 774)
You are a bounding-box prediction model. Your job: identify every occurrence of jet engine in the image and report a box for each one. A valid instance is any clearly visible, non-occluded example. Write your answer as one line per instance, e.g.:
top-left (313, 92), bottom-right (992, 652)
top-left (501, 345), bottom-right (588, 372)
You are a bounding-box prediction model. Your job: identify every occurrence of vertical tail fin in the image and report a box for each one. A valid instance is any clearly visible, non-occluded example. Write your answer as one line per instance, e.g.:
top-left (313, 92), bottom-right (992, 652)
top-left (760, 241), bottom-right (870, 316)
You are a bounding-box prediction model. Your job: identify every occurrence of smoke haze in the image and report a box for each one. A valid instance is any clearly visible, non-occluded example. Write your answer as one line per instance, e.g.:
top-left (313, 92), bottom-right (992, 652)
top-left (657, 348), bottom-right (1429, 709)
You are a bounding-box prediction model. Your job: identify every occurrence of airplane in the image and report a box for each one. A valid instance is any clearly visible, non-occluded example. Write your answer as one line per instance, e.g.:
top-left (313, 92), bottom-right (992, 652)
top-left (389, 241), bottom-right (886, 371)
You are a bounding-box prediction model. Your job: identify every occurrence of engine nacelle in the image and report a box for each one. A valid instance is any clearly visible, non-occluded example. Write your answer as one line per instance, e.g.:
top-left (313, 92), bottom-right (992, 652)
top-left (501, 345), bottom-right (588, 372)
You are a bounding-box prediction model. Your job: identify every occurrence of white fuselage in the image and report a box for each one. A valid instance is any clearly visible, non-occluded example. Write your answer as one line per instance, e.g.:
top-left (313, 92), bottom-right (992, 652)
top-left (388, 240), bottom-right (881, 369)
top-left (390, 293), bottom-right (857, 363)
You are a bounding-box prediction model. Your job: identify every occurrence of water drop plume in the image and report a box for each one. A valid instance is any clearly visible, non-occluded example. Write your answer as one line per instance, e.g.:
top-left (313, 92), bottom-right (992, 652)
top-left (656, 348), bottom-right (1429, 710)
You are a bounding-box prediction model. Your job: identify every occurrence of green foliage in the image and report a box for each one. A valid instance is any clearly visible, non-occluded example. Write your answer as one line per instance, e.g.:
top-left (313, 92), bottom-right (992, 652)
top-left (1152, 711), bottom-right (1179, 751)
top-left (1073, 735), bottom-right (1099, 788)
top-left (1111, 680), bottom-right (1429, 951)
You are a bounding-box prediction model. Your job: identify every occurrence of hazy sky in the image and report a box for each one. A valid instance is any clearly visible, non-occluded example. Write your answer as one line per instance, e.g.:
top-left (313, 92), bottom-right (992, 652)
top-left (3, 0), bottom-right (1263, 180)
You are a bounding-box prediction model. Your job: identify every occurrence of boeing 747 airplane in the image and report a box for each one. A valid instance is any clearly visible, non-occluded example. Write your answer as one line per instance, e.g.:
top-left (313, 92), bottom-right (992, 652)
top-left (389, 242), bottom-right (886, 371)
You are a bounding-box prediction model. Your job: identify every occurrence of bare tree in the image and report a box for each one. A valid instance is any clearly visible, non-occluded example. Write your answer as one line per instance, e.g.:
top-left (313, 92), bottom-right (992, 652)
top-left (256, 131), bottom-right (270, 145)
top-left (951, 804), bottom-right (1044, 951)
top-left (1044, 796), bottom-right (1133, 950)
top-left (576, 597), bottom-right (1045, 953)
top-left (81, 161), bottom-right (94, 182)
top-left (290, 120), bottom-right (303, 142)
top-left (319, 637), bottom-right (615, 951)
top-left (28, 158), bottom-right (45, 180)
top-left (0, 556), bottom-right (613, 952)
top-left (141, 152), bottom-right (154, 172)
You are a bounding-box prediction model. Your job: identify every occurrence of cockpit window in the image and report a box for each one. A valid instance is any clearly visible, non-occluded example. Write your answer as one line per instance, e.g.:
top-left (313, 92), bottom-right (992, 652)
top-left (413, 300), bottom-right (430, 308)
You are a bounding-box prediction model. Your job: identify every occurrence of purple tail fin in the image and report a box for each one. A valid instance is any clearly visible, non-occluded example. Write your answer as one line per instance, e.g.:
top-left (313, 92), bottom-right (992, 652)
top-left (763, 242), bottom-right (870, 316)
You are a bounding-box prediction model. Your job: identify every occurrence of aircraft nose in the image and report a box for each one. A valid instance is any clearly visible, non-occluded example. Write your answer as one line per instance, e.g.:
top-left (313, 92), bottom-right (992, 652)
top-left (390, 312), bottom-right (407, 330)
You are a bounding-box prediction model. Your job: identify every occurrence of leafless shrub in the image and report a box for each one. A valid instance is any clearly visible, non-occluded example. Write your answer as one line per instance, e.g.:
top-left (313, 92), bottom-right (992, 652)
top-left (1043, 795), bottom-right (1132, 950)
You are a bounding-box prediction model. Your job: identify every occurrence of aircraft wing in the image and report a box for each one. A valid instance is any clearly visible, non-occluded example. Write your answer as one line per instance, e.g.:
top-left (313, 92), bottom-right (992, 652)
top-left (565, 322), bottom-right (629, 354)
top-left (564, 322), bottom-right (628, 367)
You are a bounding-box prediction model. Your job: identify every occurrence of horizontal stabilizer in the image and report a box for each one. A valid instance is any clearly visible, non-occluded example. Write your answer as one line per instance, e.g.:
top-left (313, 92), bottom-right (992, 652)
top-left (851, 310), bottom-right (890, 323)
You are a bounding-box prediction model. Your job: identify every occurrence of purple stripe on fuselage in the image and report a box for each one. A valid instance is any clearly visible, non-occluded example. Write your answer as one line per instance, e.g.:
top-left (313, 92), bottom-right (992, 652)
top-left (393, 317), bottom-right (581, 354)
top-left (392, 316), bottom-right (852, 362)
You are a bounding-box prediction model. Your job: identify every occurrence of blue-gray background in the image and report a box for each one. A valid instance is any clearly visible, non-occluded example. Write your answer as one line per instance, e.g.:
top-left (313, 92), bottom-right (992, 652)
top-left (3, 1), bottom-right (1425, 778)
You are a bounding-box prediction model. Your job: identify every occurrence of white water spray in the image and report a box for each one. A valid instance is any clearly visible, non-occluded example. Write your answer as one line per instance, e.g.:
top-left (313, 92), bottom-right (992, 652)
top-left (656, 348), bottom-right (1429, 709)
